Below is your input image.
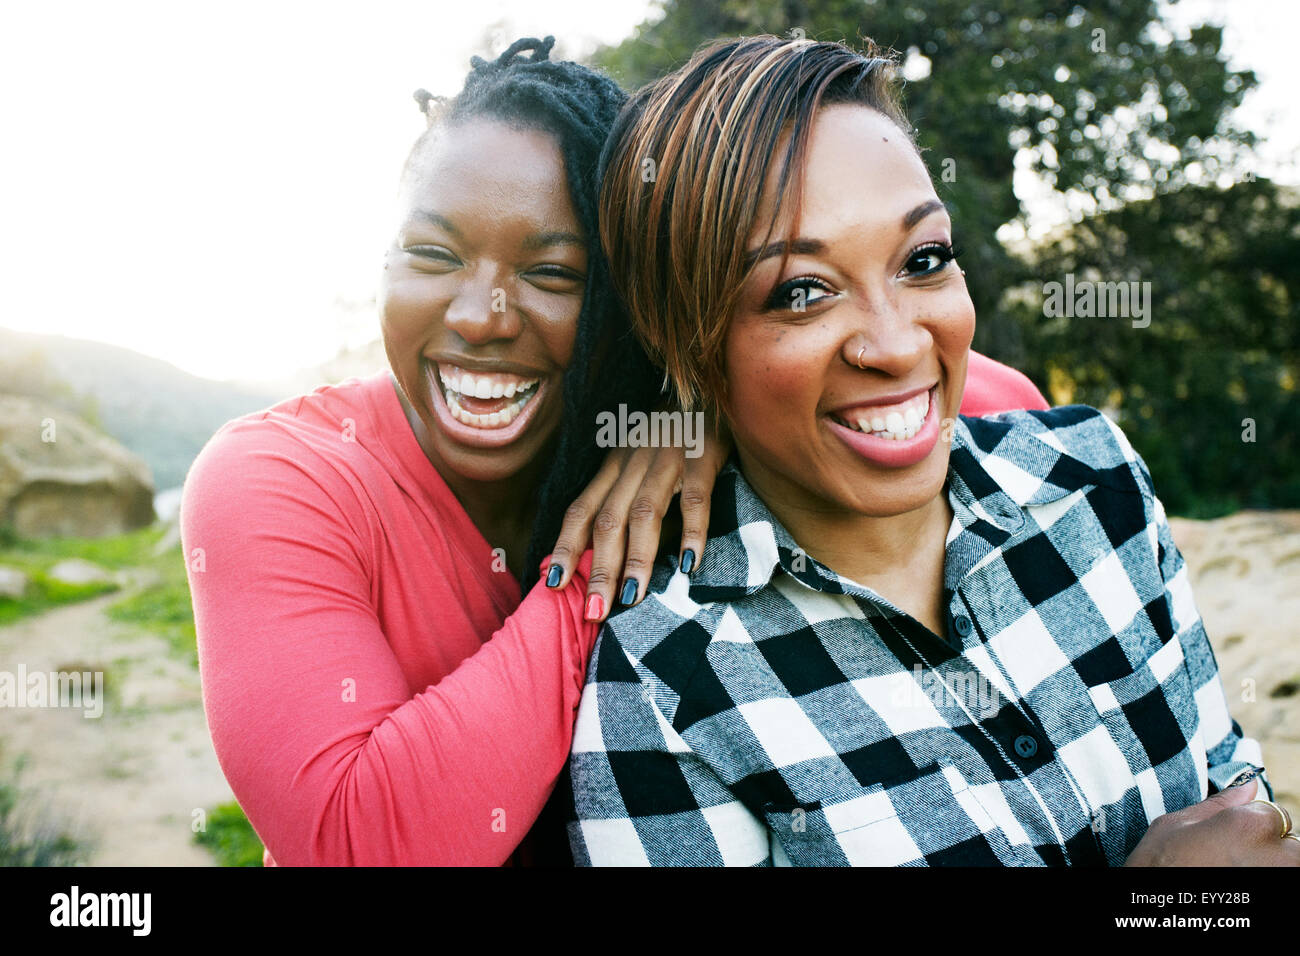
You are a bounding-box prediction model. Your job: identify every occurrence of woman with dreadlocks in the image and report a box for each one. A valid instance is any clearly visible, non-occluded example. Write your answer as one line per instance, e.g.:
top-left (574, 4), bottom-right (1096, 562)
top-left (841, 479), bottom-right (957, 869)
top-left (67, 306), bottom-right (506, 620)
top-left (181, 36), bottom-right (1048, 866)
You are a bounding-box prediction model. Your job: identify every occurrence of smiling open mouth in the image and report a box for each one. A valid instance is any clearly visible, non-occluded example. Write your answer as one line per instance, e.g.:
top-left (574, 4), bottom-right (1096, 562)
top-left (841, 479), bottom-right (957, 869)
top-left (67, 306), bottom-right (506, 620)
top-left (437, 364), bottom-right (541, 429)
top-left (825, 385), bottom-right (941, 468)
top-left (828, 388), bottom-right (931, 441)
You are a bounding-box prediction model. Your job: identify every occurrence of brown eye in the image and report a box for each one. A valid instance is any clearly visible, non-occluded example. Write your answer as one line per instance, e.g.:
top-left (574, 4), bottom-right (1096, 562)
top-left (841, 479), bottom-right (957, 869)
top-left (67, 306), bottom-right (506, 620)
top-left (899, 242), bottom-right (958, 277)
top-left (763, 276), bottom-right (835, 312)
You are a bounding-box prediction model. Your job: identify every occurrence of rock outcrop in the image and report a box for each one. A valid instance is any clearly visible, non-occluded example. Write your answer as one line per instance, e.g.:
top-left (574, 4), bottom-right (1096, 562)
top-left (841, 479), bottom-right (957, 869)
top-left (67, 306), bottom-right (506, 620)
top-left (0, 394), bottom-right (155, 538)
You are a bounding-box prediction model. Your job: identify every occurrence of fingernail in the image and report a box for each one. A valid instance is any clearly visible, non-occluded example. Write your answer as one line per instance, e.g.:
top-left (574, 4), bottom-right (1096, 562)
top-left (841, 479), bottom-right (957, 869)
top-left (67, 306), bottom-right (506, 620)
top-left (1227, 766), bottom-right (1263, 788)
top-left (546, 564), bottom-right (563, 588)
top-left (584, 593), bottom-right (605, 622)
top-left (619, 578), bottom-right (639, 606)
top-left (679, 549), bottom-right (696, 575)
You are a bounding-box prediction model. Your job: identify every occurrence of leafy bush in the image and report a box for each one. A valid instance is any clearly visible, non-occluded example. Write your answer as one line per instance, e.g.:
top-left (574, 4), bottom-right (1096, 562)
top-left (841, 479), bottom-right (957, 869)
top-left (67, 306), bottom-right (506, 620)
top-left (193, 802), bottom-right (263, 867)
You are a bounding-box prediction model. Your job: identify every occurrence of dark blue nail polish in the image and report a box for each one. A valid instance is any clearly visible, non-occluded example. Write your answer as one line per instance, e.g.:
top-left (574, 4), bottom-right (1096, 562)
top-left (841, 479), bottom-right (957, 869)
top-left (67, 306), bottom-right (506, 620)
top-left (619, 578), bottom-right (639, 606)
top-left (1227, 766), bottom-right (1263, 788)
top-left (546, 564), bottom-right (563, 588)
top-left (679, 549), bottom-right (696, 574)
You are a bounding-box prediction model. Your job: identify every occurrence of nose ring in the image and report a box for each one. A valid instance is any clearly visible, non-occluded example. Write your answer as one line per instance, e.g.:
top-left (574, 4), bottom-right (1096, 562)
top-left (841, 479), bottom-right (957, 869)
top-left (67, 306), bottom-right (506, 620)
top-left (856, 346), bottom-right (867, 370)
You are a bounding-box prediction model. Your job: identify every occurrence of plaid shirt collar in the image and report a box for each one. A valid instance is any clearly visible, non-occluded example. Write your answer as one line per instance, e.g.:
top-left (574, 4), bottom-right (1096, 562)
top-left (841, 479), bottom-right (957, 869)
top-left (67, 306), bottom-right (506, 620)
top-left (687, 411), bottom-right (1141, 605)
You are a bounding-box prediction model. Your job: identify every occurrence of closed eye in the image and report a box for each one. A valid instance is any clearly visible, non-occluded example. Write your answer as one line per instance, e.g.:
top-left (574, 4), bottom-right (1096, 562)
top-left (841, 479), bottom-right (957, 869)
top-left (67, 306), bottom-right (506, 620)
top-left (524, 263), bottom-right (586, 292)
top-left (404, 244), bottom-right (460, 266)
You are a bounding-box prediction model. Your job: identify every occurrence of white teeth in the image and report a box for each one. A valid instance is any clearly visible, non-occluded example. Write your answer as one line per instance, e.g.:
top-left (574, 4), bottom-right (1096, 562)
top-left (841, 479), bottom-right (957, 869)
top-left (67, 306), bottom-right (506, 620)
top-left (445, 388), bottom-right (535, 429)
top-left (838, 389), bottom-right (932, 440)
top-left (438, 366), bottom-right (538, 398)
top-left (436, 365), bottom-right (541, 428)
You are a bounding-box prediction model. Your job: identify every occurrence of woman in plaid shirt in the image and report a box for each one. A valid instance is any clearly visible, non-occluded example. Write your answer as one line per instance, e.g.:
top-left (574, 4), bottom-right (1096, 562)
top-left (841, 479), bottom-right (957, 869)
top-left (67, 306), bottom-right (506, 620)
top-left (563, 36), bottom-right (1299, 866)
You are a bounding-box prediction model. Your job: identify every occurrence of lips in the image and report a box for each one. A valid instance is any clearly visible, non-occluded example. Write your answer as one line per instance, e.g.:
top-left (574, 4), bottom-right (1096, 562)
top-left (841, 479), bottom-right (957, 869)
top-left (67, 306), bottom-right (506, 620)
top-left (425, 360), bottom-right (549, 449)
top-left (825, 384), bottom-right (941, 468)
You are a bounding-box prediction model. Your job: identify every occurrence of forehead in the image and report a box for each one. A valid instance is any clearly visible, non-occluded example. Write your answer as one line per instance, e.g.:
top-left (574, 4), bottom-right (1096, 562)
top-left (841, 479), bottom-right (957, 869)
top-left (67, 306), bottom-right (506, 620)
top-left (754, 104), bottom-right (939, 243)
top-left (400, 118), bottom-right (579, 231)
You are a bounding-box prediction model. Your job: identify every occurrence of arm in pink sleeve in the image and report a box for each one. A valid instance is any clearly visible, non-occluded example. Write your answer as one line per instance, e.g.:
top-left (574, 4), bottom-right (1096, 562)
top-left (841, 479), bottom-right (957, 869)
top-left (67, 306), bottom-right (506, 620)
top-left (182, 428), bottom-right (596, 866)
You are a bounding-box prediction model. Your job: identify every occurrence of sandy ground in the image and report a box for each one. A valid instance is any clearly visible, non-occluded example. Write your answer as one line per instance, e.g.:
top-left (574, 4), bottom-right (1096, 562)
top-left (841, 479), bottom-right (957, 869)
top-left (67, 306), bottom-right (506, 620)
top-left (0, 510), bottom-right (1295, 866)
top-left (1169, 511), bottom-right (1300, 806)
top-left (0, 581), bottom-right (231, 865)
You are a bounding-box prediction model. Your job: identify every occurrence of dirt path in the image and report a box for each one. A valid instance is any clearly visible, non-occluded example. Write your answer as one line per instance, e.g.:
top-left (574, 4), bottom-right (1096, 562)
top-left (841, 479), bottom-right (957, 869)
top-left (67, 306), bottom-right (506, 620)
top-left (0, 583), bottom-right (232, 865)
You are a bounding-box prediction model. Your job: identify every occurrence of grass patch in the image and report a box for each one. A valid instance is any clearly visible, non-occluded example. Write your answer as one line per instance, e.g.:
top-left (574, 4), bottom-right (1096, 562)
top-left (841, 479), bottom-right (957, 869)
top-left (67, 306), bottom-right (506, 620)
top-left (0, 525), bottom-right (165, 569)
top-left (0, 525), bottom-right (199, 664)
top-left (0, 571), bottom-right (118, 626)
top-left (0, 526), bottom-right (164, 625)
top-left (106, 547), bottom-right (196, 664)
top-left (193, 801), bottom-right (263, 866)
top-left (0, 749), bottom-right (88, 866)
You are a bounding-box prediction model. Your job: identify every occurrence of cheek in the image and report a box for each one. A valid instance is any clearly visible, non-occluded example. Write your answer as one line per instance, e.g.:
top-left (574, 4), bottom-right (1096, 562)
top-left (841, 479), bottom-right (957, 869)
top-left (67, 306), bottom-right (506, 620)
top-left (725, 323), bottom-right (827, 424)
top-left (939, 290), bottom-right (977, 349)
top-left (528, 296), bottom-right (583, 367)
top-left (379, 273), bottom-right (437, 339)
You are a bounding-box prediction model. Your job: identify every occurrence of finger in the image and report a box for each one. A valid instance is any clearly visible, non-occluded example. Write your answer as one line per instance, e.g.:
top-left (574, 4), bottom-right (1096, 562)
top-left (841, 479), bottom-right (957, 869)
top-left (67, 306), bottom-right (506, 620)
top-left (1238, 799), bottom-right (1294, 843)
top-left (1277, 835), bottom-right (1300, 866)
top-left (585, 447), bottom-right (655, 623)
top-left (620, 447), bottom-right (683, 606)
top-left (1176, 774), bottom-right (1259, 826)
top-left (676, 449), bottom-right (720, 575)
top-left (548, 447), bottom-right (628, 590)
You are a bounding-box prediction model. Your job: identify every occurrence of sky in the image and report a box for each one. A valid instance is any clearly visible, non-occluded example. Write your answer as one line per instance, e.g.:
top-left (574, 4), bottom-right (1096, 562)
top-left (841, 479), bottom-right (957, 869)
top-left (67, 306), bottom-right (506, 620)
top-left (1, 0), bottom-right (1296, 385)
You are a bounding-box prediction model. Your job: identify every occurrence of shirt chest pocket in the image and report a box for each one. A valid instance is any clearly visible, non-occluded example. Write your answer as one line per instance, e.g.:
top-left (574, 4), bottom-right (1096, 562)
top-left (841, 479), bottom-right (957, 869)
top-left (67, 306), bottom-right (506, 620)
top-left (761, 761), bottom-right (1038, 866)
top-left (1075, 638), bottom-right (1206, 822)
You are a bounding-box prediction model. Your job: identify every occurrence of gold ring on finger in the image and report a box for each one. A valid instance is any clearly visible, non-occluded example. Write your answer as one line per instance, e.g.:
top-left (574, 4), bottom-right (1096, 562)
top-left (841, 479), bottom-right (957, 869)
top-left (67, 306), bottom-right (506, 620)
top-left (1255, 798), bottom-right (1293, 839)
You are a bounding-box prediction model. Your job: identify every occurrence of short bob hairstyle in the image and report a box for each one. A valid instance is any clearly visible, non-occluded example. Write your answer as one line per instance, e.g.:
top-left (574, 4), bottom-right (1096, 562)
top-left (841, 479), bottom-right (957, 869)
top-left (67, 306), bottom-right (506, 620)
top-left (598, 36), bottom-right (915, 414)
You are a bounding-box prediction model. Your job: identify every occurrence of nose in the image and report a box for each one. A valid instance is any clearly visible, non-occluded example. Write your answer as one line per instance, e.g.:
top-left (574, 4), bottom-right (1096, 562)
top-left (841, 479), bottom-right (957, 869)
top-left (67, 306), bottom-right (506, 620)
top-left (443, 267), bottom-right (523, 346)
top-left (843, 290), bottom-right (933, 377)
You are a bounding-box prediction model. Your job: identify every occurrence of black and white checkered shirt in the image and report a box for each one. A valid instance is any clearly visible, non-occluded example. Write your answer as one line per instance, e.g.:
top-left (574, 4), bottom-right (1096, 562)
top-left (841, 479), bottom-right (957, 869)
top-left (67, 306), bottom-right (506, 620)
top-left (564, 405), bottom-right (1268, 866)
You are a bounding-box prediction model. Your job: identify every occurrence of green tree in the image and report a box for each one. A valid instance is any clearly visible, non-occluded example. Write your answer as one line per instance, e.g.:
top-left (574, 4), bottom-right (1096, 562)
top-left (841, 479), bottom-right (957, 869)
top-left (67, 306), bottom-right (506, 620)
top-left (1006, 179), bottom-right (1300, 516)
top-left (591, 1), bottom-right (1293, 513)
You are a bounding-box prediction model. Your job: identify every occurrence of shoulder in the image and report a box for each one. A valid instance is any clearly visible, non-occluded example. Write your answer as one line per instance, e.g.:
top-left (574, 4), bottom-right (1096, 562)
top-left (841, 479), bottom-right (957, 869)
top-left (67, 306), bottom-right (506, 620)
top-left (182, 375), bottom-right (386, 530)
top-left (961, 351), bottom-right (1050, 416)
top-left (189, 375), bottom-right (385, 479)
top-left (959, 404), bottom-right (1153, 500)
top-left (593, 560), bottom-right (710, 715)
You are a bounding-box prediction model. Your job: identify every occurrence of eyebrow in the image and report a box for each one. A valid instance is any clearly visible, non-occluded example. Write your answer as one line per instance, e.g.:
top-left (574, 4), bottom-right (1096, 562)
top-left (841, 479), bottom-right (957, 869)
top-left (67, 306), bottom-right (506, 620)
top-left (742, 237), bottom-right (826, 271)
top-left (903, 199), bottom-right (948, 231)
top-left (521, 230), bottom-right (585, 250)
top-left (409, 210), bottom-right (583, 251)
top-left (742, 200), bottom-right (950, 270)
top-left (410, 210), bottom-right (460, 236)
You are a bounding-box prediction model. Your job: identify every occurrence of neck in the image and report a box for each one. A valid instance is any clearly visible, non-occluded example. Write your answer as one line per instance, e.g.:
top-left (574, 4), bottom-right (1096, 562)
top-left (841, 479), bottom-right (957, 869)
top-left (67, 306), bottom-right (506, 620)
top-left (739, 448), bottom-right (953, 633)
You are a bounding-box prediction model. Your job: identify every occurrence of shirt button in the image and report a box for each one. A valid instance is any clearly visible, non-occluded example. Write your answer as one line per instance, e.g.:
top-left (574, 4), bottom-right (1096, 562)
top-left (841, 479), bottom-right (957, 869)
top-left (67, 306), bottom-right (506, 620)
top-left (1013, 734), bottom-right (1039, 758)
top-left (953, 615), bottom-right (973, 637)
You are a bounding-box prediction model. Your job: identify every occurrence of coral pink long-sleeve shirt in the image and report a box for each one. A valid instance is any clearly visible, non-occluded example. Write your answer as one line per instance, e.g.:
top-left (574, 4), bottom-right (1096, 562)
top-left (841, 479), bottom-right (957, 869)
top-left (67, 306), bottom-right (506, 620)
top-left (182, 358), bottom-right (1046, 868)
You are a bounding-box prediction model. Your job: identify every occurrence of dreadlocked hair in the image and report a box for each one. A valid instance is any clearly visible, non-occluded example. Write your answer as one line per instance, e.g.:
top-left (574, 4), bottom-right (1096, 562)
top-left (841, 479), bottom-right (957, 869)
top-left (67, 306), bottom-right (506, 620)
top-left (409, 37), bottom-right (662, 591)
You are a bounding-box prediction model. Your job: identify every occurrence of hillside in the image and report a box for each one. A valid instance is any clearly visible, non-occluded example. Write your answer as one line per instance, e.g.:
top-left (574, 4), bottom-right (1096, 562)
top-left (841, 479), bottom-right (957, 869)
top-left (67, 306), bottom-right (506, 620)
top-left (0, 328), bottom-right (281, 491)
